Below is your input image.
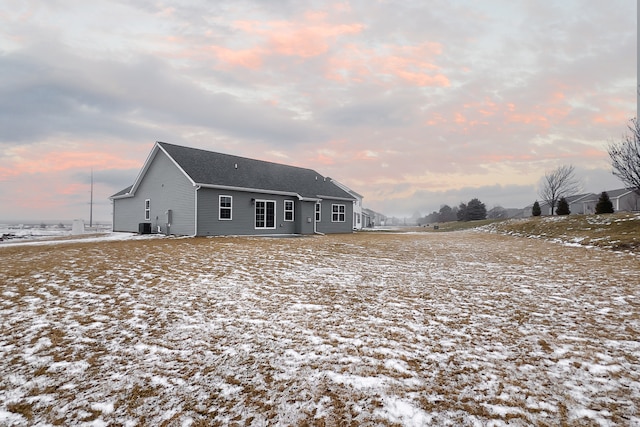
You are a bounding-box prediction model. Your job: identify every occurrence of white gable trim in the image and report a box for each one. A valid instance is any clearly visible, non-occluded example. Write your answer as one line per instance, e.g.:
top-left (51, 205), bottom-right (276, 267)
top-left (110, 193), bottom-right (134, 200)
top-left (317, 194), bottom-right (356, 202)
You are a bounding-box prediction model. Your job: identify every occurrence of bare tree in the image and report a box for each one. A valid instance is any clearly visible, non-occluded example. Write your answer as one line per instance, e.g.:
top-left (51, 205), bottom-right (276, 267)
top-left (608, 118), bottom-right (640, 195)
top-left (538, 165), bottom-right (581, 215)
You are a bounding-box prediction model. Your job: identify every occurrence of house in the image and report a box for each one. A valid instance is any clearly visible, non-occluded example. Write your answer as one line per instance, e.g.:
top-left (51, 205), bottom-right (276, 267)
top-left (523, 188), bottom-right (640, 217)
top-left (523, 193), bottom-right (596, 216)
top-left (110, 142), bottom-right (357, 236)
top-left (609, 188), bottom-right (640, 212)
top-left (523, 200), bottom-right (552, 217)
top-left (566, 193), bottom-right (597, 215)
top-left (330, 179), bottom-right (364, 230)
top-left (582, 188), bottom-right (640, 213)
top-left (362, 208), bottom-right (387, 227)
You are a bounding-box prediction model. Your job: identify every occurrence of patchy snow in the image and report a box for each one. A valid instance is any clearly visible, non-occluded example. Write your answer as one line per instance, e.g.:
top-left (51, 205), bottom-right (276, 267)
top-left (0, 231), bottom-right (639, 425)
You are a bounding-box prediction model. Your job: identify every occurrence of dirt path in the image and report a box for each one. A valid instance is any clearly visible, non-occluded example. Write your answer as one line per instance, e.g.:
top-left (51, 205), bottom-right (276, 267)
top-left (1, 231), bottom-right (639, 425)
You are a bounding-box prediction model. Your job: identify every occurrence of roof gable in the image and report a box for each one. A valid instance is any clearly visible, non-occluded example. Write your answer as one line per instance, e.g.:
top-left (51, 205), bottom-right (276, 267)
top-left (566, 193), bottom-right (597, 203)
top-left (605, 188), bottom-right (637, 198)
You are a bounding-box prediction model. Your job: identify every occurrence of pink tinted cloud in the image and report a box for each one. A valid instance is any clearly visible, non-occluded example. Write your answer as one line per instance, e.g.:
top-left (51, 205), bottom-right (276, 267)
top-left (375, 42), bottom-right (449, 87)
top-left (205, 10), bottom-right (448, 88)
top-left (207, 45), bottom-right (263, 69)
top-left (2, 144), bottom-right (142, 179)
top-left (327, 42), bottom-right (449, 87)
top-left (259, 11), bottom-right (363, 58)
top-left (207, 11), bottom-right (364, 69)
top-left (428, 93), bottom-right (579, 138)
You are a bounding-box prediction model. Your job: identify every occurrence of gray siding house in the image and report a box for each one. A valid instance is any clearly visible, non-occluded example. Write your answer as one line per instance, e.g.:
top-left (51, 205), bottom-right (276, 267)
top-left (110, 142), bottom-right (357, 236)
top-left (582, 188), bottom-right (640, 213)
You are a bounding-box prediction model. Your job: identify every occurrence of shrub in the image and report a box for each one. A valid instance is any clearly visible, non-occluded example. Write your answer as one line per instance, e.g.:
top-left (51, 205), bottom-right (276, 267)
top-left (556, 197), bottom-right (570, 215)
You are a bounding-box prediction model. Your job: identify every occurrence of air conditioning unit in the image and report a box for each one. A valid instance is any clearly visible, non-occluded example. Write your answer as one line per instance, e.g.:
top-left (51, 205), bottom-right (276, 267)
top-left (138, 223), bottom-right (152, 234)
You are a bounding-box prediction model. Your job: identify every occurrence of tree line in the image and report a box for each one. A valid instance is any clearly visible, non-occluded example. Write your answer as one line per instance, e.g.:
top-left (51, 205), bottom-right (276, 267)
top-left (420, 117), bottom-right (638, 224)
top-left (421, 198), bottom-right (502, 223)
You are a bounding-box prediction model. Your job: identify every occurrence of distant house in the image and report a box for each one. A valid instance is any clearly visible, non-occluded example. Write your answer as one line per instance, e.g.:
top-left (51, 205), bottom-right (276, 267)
top-left (582, 188), bottom-right (640, 213)
top-left (362, 208), bottom-right (387, 227)
top-left (523, 193), bottom-right (596, 216)
top-left (566, 193), bottom-right (597, 215)
top-left (110, 142), bottom-right (357, 236)
top-left (523, 188), bottom-right (640, 217)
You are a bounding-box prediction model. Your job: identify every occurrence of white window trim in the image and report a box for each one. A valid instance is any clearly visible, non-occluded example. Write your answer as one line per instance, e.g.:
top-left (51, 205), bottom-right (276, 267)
top-left (284, 200), bottom-right (294, 221)
top-left (144, 199), bottom-right (151, 221)
top-left (219, 195), bottom-right (233, 220)
top-left (315, 202), bottom-right (321, 222)
top-left (332, 204), bottom-right (346, 222)
top-left (255, 199), bottom-right (277, 229)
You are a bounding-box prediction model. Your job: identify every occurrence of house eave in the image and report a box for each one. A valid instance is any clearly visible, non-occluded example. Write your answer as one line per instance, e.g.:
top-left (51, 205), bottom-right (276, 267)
top-left (109, 193), bottom-right (135, 200)
top-left (317, 194), bottom-right (357, 202)
top-left (197, 183), bottom-right (301, 198)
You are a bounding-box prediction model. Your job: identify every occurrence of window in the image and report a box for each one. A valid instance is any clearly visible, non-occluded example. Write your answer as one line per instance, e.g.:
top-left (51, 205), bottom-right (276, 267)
top-left (144, 199), bottom-right (150, 220)
top-left (255, 200), bottom-right (276, 229)
top-left (284, 200), bottom-right (294, 221)
top-left (315, 202), bottom-right (321, 222)
top-left (219, 195), bottom-right (232, 220)
top-left (332, 204), bottom-right (346, 222)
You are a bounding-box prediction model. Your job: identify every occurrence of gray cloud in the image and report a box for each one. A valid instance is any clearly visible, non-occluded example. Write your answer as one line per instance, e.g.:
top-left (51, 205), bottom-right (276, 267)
top-left (0, 42), bottom-right (326, 146)
top-left (0, 0), bottom-right (635, 220)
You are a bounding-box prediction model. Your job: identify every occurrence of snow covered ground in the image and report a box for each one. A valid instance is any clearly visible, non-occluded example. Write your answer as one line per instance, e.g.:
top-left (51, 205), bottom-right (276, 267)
top-left (0, 223), bottom-right (113, 244)
top-left (1, 231), bottom-right (639, 425)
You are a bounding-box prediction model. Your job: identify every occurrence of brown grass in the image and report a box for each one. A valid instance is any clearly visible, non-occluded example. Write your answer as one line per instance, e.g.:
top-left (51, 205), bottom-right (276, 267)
top-left (479, 212), bottom-right (640, 252)
top-left (1, 232), bottom-right (639, 425)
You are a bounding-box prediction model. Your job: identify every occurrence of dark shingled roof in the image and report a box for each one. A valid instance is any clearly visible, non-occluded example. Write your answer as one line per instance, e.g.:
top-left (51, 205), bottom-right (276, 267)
top-left (132, 142), bottom-right (355, 200)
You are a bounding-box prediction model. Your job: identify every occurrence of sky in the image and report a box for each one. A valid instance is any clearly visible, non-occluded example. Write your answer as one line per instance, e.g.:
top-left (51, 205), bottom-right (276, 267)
top-left (0, 0), bottom-right (636, 222)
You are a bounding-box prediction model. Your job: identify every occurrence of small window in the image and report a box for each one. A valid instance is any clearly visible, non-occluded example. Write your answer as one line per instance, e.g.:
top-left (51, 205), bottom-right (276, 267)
top-left (332, 204), bottom-right (346, 222)
top-left (144, 199), bottom-right (150, 220)
top-left (315, 202), bottom-right (321, 222)
top-left (284, 200), bottom-right (294, 221)
top-left (219, 195), bottom-right (232, 220)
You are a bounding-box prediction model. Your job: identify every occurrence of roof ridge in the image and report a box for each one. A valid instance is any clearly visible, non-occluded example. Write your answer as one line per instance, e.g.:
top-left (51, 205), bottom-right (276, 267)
top-left (157, 141), bottom-right (319, 174)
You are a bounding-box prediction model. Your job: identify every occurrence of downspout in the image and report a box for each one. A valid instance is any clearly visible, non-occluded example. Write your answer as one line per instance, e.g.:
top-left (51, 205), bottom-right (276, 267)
top-left (193, 185), bottom-right (201, 237)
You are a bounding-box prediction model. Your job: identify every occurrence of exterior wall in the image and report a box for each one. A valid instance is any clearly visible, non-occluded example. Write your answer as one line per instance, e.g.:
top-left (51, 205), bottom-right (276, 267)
top-left (352, 197), bottom-right (363, 230)
top-left (196, 188), bottom-right (301, 236)
top-left (112, 196), bottom-right (140, 232)
top-left (113, 151), bottom-right (196, 235)
top-left (582, 200), bottom-right (597, 215)
top-left (297, 201), bottom-right (316, 235)
top-left (569, 201), bottom-right (586, 214)
top-left (316, 199), bottom-right (354, 234)
top-left (615, 192), bottom-right (640, 211)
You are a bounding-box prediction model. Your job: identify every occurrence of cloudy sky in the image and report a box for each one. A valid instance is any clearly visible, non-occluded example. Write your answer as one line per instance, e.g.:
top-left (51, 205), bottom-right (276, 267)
top-left (0, 0), bottom-right (636, 222)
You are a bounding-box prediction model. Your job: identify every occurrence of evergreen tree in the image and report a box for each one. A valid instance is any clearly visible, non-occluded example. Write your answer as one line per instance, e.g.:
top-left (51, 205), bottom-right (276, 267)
top-left (595, 191), bottom-right (614, 214)
top-left (556, 197), bottom-right (570, 215)
top-left (466, 198), bottom-right (487, 220)
top-left (532, 201), bottom-right (542, 217)
top-left (457, 202), bottom-right (468, 221)
top-left (438, 205), bottom-right (457, 222)
top-left (456, 199), bottom-right (487, 221)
